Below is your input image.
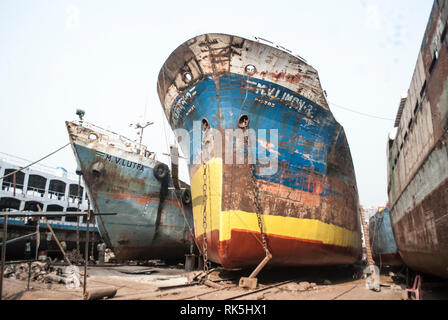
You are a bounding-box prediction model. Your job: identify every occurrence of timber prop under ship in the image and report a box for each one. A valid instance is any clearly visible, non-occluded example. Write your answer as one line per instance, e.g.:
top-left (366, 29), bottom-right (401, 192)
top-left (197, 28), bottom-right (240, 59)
top-left (66, 120), bottom-right (194, 261)
top-left (157, 33), bottom-right (362, 268)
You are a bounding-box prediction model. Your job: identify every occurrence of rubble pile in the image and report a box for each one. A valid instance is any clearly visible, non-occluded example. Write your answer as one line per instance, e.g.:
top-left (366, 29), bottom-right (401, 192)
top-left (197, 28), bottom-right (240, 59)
top-left (66, 249), bottom-right (84, 264)
top-left (2, 261), bottom-right (77, 284)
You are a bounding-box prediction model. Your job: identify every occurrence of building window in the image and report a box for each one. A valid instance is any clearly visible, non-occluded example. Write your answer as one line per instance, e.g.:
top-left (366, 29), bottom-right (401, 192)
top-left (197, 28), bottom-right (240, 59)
top-left (46, 204), bottom-right (63, 221)
top-left (429, 51), bottom-right (438, 74)
top-left (65, 207), bottom-right (80, 222)
top-left (420, 81), bottom-right (427, 98)
top-left (441, 24), bottom-right (447, 43)
top-left (413, 102), bottom-right (419, 115)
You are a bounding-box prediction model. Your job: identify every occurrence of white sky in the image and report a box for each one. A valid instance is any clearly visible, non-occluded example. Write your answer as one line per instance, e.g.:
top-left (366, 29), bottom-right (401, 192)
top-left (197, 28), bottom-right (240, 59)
top-left (0, 0), bottom-right (434, 207)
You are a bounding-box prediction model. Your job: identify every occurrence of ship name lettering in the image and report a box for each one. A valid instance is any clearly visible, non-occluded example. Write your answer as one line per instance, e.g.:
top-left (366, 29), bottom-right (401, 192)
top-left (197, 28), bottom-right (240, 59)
top-left (255, 97), bottom-right (275, 108)
top-left (251, 80), bottom-right (315, 118)
top-left (96, 152), bottom-right (144, 172)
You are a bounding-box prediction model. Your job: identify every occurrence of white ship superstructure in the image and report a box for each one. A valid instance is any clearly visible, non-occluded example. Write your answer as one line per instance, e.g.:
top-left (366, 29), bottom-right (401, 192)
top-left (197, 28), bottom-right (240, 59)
top-left (0, 151), bottom-right (95, 230)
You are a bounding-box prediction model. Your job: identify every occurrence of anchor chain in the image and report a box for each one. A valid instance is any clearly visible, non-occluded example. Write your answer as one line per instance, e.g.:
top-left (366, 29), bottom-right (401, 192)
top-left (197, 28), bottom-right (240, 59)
top-left (237, 128), bottom-right (272, 289)
top-left (201, 127), bottom-right (209, 272)
top-left (250, 164), bottom-right (270, 256)
top-left (244, 131), bottom-right (270, 257)
top-left (202, 161), bottom-right (209, 272)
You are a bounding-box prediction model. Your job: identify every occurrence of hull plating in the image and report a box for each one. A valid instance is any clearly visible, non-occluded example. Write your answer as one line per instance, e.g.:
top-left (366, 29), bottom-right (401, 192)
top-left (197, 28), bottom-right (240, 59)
top-left (66, 122), bottom-right (193, 261)
top-left (387, 2), bottom-right (448, 278)
top-left (368, 208), bottom-right (402, 267)
top-left (158, 33), bottom-right (362, 268)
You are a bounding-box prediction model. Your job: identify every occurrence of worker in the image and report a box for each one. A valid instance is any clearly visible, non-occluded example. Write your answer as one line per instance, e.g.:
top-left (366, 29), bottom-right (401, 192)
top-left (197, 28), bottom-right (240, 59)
top-left (97, 242), bottom-right (106, 264)
top-left (24, 239), bottom-right (31, 260)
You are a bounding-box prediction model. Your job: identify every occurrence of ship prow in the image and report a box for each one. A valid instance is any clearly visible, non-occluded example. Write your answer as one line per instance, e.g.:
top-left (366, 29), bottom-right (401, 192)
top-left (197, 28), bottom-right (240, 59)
top-left (157, 33), bottom-right (362, 268)
top-left (66, 120), bottom-right (194, 261)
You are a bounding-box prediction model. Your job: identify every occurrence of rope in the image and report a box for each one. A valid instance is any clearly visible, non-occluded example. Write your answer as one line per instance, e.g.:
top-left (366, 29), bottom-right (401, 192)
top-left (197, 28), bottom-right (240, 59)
top-left (0, 142), bottom-right (71, 180)
top-left (171, 188), bottom-right (193, 231)
top-left (329, 101), bottom-right (394, 121)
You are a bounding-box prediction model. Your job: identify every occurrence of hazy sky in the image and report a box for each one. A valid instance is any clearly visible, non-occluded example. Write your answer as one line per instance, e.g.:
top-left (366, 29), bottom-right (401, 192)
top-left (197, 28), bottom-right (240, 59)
top-left (0, 0), bottom-right (434, 207)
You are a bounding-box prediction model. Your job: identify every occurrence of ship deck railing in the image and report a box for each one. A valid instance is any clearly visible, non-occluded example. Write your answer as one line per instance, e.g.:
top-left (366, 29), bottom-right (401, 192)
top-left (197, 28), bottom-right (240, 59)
top-left (1, 182), bottom-right (68, 202)
top-left (0, 215), bottom-right (99, 229)
top-left (0, 151), bottom-right (79, 181)
top-left (73, 120), bottom-right (155, 157)
top-left (75, 120), bottom-right (138, 147)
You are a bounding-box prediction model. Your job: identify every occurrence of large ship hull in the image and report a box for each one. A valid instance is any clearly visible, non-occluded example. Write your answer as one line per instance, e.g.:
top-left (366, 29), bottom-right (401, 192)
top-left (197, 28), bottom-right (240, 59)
top-left (368, 208), bottom-right (402, 267)
top-left (66, 121), bottom-right (194, 261)
top-left (158, 34), bottom-right (362, 268)
top-left (387, 1), bottom-right (448, 278)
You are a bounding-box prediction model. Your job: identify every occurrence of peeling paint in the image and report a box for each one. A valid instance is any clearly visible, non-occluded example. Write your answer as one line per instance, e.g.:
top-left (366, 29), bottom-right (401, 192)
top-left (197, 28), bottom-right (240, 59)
top-left (157, 33), bottom-right (361, 267)
top-left (66, 121), bottom-right (194, 261)
top-left (388, 1), bottom-right (448, 278)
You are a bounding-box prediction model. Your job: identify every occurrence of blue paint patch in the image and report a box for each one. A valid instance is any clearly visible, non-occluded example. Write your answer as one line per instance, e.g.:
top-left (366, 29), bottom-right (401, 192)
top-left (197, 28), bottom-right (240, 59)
top-left (170, 73), bottom-right (341, 196)
top-left (73, 144), bottom-right (194, 255)
top-left (369, 208), bottom-right (399, 255)
top-left (0, 218), bottom-right (98, 232)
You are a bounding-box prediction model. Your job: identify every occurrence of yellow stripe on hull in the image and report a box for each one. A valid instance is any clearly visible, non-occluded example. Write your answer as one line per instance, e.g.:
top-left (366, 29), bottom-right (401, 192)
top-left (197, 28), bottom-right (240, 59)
top-left (191, 157), bottom-right (359, 250)
top-left (219, 211), bottom-right (359, 248)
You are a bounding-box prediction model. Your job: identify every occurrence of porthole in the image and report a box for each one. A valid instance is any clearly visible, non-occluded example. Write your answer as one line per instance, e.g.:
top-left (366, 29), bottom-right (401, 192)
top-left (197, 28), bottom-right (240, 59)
top-left (201, 118), bottom-right (209, 131)
top-left (245, 64), bottom-right (256, 75)
top-left (88, 133), bottom-right (98, 140)
top-left (238, 114), bottom-right (249, 129)
top-left (183, 72), bottom-right (193, 83)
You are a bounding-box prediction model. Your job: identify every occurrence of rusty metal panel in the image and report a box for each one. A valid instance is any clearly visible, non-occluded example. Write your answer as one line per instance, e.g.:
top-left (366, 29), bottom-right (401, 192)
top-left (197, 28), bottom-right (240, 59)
top-left (157, 33), bottom-right (362, 268)
top-left (388, 0), bottom-right (448, 278)
top-left (65, 121), bottom-right (194, 261)
top-left (369, 208), bottom-right (402, 267)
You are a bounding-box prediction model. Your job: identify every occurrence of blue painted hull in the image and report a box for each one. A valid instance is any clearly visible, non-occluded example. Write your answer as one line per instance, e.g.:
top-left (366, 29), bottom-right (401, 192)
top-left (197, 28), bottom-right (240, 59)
top-left (158, 34), bottom-right (362, 267)
top-left (67, 122), bottom-right (194, 261)
top-left (369, 208), bottom-right (402, 266)
top-left (174, 74), bottom-right (341, 184)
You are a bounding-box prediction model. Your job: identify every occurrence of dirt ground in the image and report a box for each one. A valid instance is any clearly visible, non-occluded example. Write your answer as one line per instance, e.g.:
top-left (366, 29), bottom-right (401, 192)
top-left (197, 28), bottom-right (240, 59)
top-left (2, 262), bottom-right (448, 301)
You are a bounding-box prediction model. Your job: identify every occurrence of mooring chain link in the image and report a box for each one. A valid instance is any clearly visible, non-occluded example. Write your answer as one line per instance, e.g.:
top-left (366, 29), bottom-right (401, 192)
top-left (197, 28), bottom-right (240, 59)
top-left (250, 163), bottom-right (270, 255)
top-left (244, 132), bottom-right (270, 256)
top-left (201, 130), bottom-right (209, 272)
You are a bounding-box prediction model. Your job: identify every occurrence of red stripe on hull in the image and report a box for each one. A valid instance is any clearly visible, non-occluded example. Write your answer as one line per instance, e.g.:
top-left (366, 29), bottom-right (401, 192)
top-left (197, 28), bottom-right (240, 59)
top-left (196, 229), bottom-right (360, 268)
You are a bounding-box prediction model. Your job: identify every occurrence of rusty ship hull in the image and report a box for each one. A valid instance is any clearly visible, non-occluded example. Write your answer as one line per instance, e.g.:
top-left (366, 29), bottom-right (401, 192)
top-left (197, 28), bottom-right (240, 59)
top-left (157, 33), bottom-right (362, 268)
top-left (66, 121), bottom-right (194, 261)
top-left (368, 208), bottom-right (402, 267)
top-left (387, 1), bottom-right (448, 278)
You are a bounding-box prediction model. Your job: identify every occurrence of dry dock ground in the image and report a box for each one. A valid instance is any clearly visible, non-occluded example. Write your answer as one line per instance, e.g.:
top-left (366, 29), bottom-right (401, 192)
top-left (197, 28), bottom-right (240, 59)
top-left (2, 263), bottom-right (447, 300)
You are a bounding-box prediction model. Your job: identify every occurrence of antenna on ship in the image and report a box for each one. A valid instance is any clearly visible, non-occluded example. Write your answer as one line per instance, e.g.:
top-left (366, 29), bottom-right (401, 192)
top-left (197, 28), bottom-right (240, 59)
top-left (129, 120), bottom-right (153, 154)
top-left (76, 109), bottom-right (85, 126)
